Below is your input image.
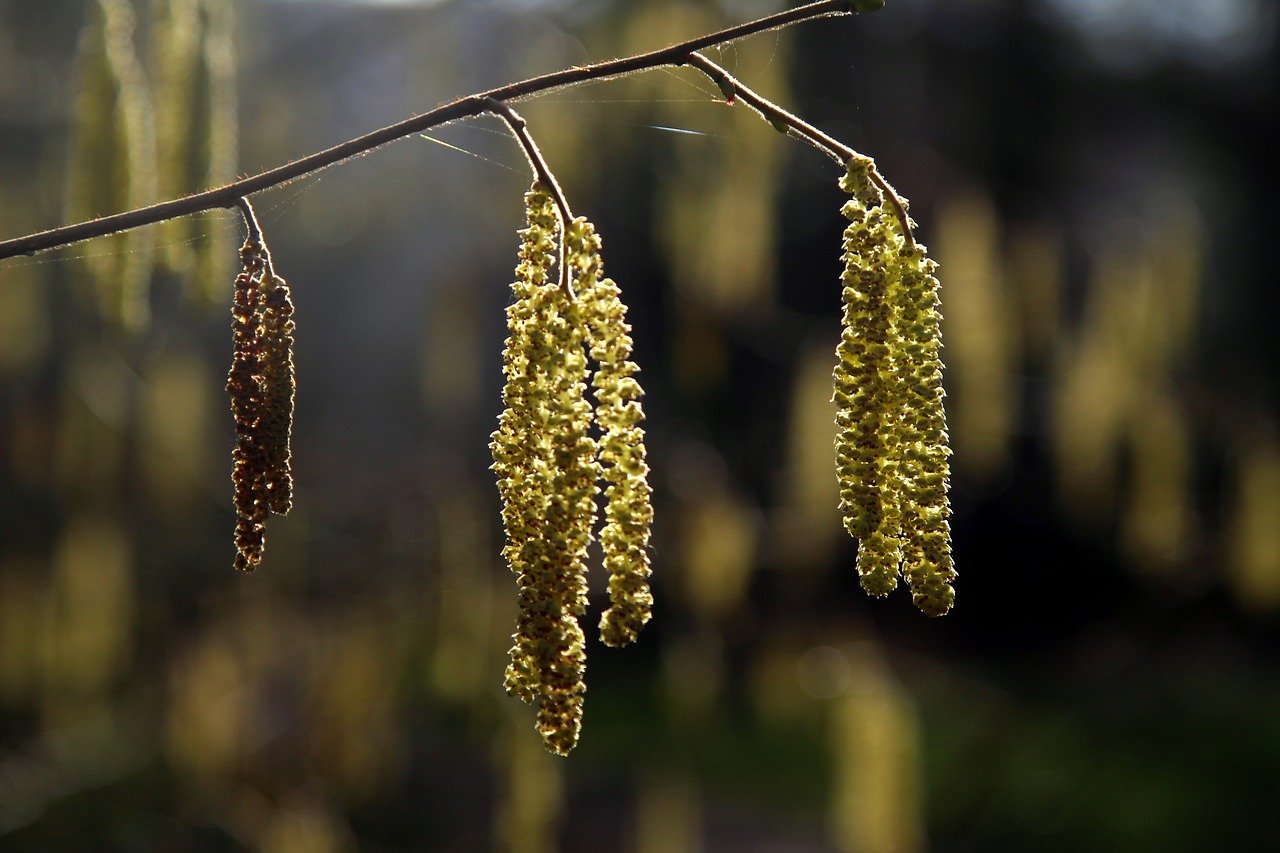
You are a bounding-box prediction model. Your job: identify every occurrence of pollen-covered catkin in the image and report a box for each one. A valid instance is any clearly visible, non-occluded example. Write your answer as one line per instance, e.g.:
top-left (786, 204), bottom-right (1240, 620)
top-left (891, 242), bottom-right (956, 616)
top-left (567, 217), bottom-right (654, 648)
top-left (834, 156), bottom-right (902, 596)
top-left (834, 155), bottom-right (955, 614)
top-left (491, 184), bottom-right (598, 755)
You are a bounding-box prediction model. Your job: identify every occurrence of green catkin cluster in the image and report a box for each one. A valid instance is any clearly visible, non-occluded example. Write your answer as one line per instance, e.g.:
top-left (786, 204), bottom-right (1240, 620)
top-left (491, 186), bottom-right (598, 755)
top-left (834, 156), bottom-right (956, 616)
top-left (227, 235), bottom-right (295, 572)
top-left (492, 188), bottom-right (655, 754)
top-left (567, 218), bottom-right (655, 648)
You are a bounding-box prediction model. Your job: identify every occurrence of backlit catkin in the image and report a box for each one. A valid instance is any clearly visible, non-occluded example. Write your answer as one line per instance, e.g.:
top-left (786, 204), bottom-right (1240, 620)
top-left (891, 241), bottom-right (956, 616)
top-left (258, 264), bottom-right (295, 516)
top-left (834, 156), bottom-right (955, 615)
top-left (227, 233), bottom-right (295, 572)
top-left (491, 185), bottom-right (598, 755)
top-left (65, 0), bottom-right (157, 330)
top-left (567, 217), bottom-right (654, 648)
top-left (228, 238), bottom-right (269, 572)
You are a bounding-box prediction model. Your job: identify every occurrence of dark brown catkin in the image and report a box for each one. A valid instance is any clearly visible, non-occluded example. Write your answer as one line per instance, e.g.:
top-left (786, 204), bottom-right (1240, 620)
top-left (228, 237), bottom-right (269, 571)
top-left (258, 264), bottom-right (296, 516)
top-left (225, 223), bottom-right (295, 571)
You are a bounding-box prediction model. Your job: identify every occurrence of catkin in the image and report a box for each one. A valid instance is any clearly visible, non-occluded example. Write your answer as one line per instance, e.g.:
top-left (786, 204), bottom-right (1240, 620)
top-left (834, 157), bottom-right (901, 596)
top-left (228, 237), bottom-right (269, 572)
top-left (195, 0), bottom-right (239, 306)
top-left (890, 241), bottom-right (956, 616)
top-left (65, 0), bottom-right (157, 331)
top-left (567, 217), bottom-right (654, 648)
top-left (152, 0), bottom-right (201, 274)
top-left (258, 263), bottom-right (295, 515)
top-left (491, 185), bottom-right (598, 755)
top-left (152, 0), bottom-right (238, 306)
top-left (227, 232), bottom-right (295, 572)
top-left (834, 156), bottom-right (955, 614)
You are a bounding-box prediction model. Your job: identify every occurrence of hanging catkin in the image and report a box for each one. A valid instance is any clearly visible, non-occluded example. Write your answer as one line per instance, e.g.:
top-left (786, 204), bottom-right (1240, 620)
top-left (227, 227), bottom-right (294, 572)
top-left (890, 238), bottom-right (956, 616)
top-left (152, 0), bottom-right (201, 274)
top-left (833, 157), bottom-right (902, 597)
top-left (228, 237), bottom-right (269, 571)
top-left (566, 217), bottom-right (654, 647)
top-left (194, 0), bottom-right (239, 306)
top-left (65, 0), bottom-right (157, 331)
top-left (151, 0), bottom-right (238, 306)
top-left (491, 184), bottom-right (598, 755)
top-left (834, 156), bottom-right (955, 616)
top-left (257, 262), bottom-right (295, 516)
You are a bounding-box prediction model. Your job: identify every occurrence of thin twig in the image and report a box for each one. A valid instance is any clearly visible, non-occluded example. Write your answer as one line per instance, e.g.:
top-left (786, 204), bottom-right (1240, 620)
top-left (686, 52), bottom-right (852, 164)
top-left (684, 51), bottom-right (915, 249)
top-left (0, 0), bottom-right (870, 263)
top-left (483, 98), bottom-right (575, 298)
top-left (236, 197), bottom-right (262, 246)
top-left (235, 196), bottom-right (275, 278)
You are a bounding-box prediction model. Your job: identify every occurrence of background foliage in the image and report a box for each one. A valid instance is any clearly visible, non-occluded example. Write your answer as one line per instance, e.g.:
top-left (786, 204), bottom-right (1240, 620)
top-left (0, 0), bottom-right (1278, 849)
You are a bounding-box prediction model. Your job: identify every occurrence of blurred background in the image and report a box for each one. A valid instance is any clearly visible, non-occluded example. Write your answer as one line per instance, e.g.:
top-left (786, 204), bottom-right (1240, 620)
top-left (1, 0), bottom-right (1279, 849)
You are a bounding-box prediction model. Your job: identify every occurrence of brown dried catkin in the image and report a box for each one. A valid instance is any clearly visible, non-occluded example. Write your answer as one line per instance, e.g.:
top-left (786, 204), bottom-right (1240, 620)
top-left (227, 234), bottom-right (294, 572)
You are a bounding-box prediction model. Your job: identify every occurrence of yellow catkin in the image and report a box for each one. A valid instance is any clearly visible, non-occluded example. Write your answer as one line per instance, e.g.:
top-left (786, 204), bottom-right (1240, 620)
top-left (491, 185), bottom-right (598, 755)
top-left (226, 232), bottom-right (295, 571)
top-left (834, 157), bottom-right (955, 614)
top-left (492, 186), bottom-right (558, 705)
top-left (567, 217), bottom-right (655, 647)
top-left (834, 157), bottom-right (902, 596)
top-left (890, 240), bottom-right (956, 616)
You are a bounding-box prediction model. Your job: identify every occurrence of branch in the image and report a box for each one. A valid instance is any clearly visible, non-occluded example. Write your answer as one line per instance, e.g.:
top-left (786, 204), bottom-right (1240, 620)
top-left (685, 51), bottom-right (915, 248)
top-left (0, 0), bottom-right (875, 263)
top-left (483, 98), bottom-right (575, 298)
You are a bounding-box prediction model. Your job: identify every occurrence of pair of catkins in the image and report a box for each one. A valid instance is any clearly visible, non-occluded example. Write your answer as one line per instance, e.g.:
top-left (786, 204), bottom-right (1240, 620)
top-left (490, 183), bottom-right (656, 755)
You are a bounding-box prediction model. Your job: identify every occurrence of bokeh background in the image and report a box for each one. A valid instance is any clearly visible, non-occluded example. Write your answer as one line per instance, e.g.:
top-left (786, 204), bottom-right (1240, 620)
top-left (2, 0), bottom-right (1279, 849)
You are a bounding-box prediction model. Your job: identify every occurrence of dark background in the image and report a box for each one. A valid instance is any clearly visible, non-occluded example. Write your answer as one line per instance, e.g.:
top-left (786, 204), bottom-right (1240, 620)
top-left (1, 0), bottom-right (1278, 849)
